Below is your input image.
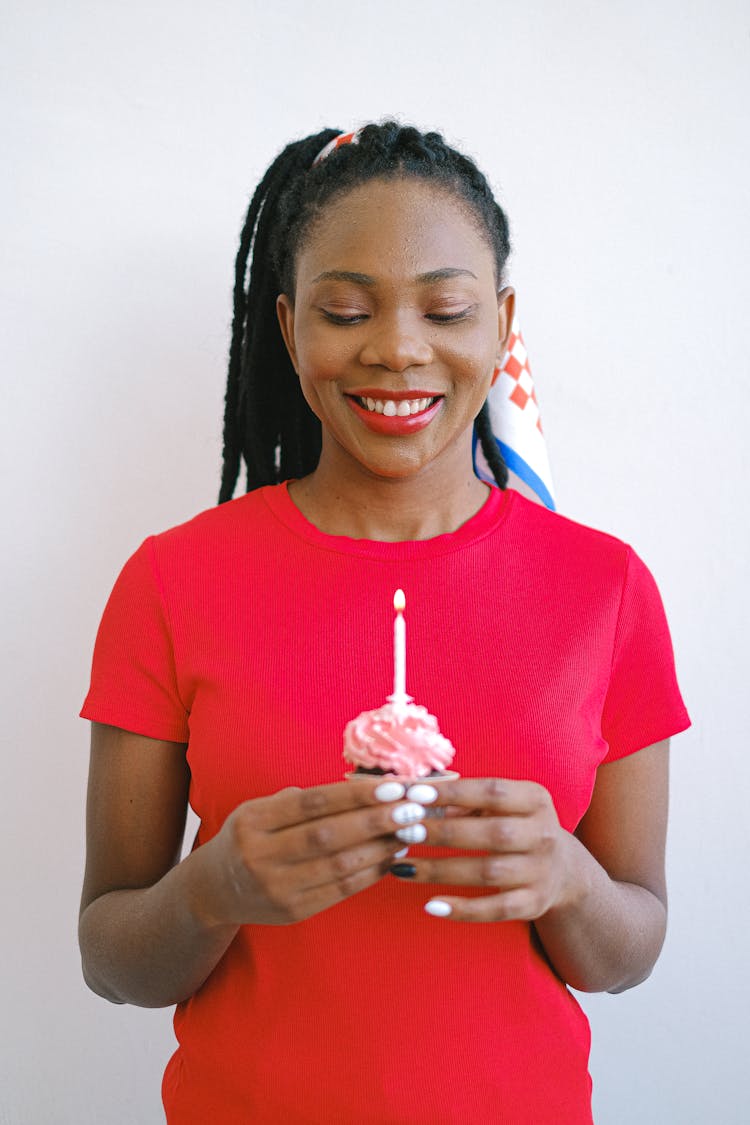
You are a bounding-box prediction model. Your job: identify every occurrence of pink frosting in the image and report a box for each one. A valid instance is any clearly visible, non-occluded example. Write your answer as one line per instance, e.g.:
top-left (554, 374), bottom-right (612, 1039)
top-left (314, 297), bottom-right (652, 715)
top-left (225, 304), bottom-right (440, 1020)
top-left (343, 701), bottom-right (455, 779)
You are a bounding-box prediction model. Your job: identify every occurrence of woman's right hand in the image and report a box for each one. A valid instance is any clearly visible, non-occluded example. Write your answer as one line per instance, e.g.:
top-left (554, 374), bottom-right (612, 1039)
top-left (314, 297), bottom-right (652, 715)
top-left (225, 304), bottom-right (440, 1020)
top-left (80, 726), bottom-right (430, 1006)
top-left (199, 779), bottom-right (426, 927)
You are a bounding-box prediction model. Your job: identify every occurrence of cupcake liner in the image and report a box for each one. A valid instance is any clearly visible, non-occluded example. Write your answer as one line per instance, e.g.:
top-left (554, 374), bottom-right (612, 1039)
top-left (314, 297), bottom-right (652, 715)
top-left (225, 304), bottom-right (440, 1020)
top-left (345, 769), bottom-right (460, 817)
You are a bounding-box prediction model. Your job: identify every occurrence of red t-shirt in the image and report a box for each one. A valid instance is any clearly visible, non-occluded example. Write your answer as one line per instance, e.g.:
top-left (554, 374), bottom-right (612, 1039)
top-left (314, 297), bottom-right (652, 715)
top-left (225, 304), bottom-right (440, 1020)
top-left (81, 484), bottom-right (690, 1124)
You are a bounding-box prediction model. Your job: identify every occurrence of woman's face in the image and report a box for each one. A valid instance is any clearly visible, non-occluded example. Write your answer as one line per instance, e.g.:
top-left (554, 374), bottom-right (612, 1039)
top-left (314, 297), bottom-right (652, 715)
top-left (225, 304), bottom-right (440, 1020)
top-left (277, 178), bottom-right (514, 485)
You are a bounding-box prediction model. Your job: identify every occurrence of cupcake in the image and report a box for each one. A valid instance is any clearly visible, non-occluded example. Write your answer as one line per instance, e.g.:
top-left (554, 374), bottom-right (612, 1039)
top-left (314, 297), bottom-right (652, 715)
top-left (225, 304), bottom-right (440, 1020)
top-left (343, 698), bottom-right (457, 781)
top-left (343, 589), bottom-right (458, 784)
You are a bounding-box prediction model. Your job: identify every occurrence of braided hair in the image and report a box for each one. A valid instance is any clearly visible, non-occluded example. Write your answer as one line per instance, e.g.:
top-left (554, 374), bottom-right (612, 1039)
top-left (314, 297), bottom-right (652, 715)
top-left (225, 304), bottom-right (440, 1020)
top-left (219, 122), bottom-right (512, 502)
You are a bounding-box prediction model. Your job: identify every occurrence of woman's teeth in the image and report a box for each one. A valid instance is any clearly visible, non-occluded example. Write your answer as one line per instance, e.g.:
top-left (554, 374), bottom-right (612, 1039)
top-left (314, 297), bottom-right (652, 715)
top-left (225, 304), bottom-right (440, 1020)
top-left (358, 397), bottom-right (436, 416)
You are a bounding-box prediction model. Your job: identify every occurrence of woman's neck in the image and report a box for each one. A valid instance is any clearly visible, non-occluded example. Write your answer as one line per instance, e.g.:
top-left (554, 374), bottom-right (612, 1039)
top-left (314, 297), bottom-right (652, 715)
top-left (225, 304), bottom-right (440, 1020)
top-left (287, 458), bottom-right (491, 542)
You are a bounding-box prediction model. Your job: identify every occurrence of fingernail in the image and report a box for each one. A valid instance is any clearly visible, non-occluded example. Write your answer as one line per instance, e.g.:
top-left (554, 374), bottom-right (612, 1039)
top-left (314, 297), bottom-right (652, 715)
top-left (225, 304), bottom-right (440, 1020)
top-left (390, 863), bottom-right (417, 879)
top-left (424, 900), bottom-right (452, 917)
top-left (395, 823), bottom-right (427, 844)
top-left (374, 781), bottom-right (405, 802)
top-left (391, 802), bottom-right (426, 826)
top-left (393, 847), bottom-right (409, 859)
top-left (406, 783), bottom-right (438, 805)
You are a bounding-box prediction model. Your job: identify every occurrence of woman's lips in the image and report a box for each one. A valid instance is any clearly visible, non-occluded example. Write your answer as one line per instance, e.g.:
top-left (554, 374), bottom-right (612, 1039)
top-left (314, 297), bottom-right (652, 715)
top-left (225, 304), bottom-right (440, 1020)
top-left (345, 393), bottom-right (444, 435)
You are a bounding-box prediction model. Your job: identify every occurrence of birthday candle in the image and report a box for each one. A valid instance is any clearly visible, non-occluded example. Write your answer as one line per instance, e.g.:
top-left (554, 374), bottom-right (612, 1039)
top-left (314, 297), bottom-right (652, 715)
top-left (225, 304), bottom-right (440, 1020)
top-left (393, 589), bottom-right (406, 700)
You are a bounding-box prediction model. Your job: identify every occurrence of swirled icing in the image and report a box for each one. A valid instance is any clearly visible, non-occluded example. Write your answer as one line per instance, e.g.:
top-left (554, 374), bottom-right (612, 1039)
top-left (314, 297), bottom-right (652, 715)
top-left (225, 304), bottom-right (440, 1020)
top-left (343, 701), bottom-right (455, 779)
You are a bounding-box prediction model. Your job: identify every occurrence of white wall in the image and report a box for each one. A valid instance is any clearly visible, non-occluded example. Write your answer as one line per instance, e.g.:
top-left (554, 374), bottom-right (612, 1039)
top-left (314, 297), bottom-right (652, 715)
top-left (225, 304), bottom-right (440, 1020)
top-left (2, 1), bottom-right (747, 1121)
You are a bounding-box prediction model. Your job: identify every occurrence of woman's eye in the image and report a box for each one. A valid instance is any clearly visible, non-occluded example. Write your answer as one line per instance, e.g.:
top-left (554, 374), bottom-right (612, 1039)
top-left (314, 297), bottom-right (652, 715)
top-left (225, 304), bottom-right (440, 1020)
top-left (427, 309), bottom-right (472, 323)
top-left (322, 310), bottom-right (367, 325)
top-left (321, 307), bottom-right (473, 325)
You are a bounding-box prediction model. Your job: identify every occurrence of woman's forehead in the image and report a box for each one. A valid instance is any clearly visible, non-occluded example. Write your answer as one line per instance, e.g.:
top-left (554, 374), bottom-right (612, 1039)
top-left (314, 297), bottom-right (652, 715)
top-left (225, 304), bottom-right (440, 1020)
top-left (297, 178), bottom-right (495, 282)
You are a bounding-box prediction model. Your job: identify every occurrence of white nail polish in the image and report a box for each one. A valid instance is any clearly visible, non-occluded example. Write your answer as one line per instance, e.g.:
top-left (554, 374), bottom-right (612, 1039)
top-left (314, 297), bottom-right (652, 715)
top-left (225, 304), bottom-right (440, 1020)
top-left (391, 802), bottom-right (426, 826)
top-left (406, 783), bottom-right (438, 805)
top-left (424, 900), bottom-right (452, 917)
top-left (395, 823), bottom-right (427, 844)
top-left (374, 781), bottom-right (405, 802)
top-left (393, 847), bottom-right (409, 859)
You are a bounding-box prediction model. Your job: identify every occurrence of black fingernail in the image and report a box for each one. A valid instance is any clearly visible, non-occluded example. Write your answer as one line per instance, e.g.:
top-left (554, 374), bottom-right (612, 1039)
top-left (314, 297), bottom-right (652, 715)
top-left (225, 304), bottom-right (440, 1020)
top-left (390, 863), bottom-right (417, 879)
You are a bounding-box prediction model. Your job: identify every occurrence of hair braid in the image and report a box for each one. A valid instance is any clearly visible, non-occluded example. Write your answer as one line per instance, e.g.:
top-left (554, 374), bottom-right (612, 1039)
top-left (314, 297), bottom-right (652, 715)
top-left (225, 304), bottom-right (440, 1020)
top-left (219, 130), bottom-right (339, 502)
top-left (475, 402), bottom-right (509, 490)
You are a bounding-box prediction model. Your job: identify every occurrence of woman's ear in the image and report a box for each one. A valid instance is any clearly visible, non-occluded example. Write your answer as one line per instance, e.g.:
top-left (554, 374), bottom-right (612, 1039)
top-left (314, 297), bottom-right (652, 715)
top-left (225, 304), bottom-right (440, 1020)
top-left (497, 286), bottom-right (516, 356)
top-left (276, 294), bottom-right (298, 372)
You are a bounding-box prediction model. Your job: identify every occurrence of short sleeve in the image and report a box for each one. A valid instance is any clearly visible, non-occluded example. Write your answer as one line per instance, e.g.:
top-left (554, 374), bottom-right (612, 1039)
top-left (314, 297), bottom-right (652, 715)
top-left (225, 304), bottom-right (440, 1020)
top-left (80, 537), bottom-right (190, 742)
top-left (600, 547), bottom-right (690, 763)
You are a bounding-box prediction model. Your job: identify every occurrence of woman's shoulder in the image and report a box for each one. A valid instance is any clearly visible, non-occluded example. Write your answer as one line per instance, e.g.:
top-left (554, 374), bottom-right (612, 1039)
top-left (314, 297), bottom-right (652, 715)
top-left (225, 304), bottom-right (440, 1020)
top-left (509, 489), bottom-right (631, 554)
top-left (150, 484), bottom-right (283, 548)
top-left (503, 492), bottom-right (674, 639)
top-left (113, 486), bottom-right (289, 588)
top-left (504, 489), bottom-right (651, 591)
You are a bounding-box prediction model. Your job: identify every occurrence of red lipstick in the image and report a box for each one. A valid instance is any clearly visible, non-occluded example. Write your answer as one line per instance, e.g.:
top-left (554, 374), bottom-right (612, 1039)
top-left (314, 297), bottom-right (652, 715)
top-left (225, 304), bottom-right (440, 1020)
top-left (345, 393), bottom-right (443, 435)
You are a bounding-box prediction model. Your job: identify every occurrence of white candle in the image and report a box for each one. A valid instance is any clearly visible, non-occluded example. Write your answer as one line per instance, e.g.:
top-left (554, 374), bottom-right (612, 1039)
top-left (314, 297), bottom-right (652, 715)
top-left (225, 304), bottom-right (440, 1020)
top-left (393, 588), bottom-right (406, 700)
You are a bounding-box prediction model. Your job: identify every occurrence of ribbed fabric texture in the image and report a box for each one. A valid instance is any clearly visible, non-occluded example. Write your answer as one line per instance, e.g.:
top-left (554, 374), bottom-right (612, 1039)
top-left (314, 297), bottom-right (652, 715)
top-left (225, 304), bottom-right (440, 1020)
top-left (81, 484), bottom-right (689, 1124)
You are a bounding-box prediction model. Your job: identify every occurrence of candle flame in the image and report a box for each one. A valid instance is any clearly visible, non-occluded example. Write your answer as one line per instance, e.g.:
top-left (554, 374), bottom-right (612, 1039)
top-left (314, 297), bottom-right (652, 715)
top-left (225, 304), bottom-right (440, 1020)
top-left (393, 589), bottom-right (406, 613)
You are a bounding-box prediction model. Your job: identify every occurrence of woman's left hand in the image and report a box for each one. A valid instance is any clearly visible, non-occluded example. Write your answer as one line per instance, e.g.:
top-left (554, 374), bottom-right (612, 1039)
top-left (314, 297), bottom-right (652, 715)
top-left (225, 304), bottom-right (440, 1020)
top-left (389, 777), bottom-right (575, 922)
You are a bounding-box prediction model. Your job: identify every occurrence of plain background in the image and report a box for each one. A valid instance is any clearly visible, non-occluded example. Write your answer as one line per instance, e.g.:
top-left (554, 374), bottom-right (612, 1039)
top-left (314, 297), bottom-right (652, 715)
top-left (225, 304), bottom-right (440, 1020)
top-left (2, 1), bottom-right (748, 1121)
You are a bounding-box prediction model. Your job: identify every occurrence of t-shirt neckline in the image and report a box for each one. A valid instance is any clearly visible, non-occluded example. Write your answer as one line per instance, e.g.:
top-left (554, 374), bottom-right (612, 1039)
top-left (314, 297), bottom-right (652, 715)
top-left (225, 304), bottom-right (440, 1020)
top-left (260, 480), bottom-right (513, 560)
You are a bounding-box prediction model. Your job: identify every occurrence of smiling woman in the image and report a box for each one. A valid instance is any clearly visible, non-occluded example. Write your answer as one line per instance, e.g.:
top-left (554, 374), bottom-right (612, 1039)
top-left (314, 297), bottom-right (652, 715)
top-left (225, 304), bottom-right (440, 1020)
top-left (79, 123), bottom-right (690, 1124)
top-left (275, 177), bottom-right (512, 533)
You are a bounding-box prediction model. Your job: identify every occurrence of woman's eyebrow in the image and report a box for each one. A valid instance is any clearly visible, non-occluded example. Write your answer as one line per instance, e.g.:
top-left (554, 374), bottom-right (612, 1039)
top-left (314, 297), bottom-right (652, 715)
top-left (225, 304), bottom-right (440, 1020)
top-left (417, 267), bottom-right (478, 284)
top-left (312, 270), bottom-right (375, 286)
top-left (311, 267), bottom-right (478, 286)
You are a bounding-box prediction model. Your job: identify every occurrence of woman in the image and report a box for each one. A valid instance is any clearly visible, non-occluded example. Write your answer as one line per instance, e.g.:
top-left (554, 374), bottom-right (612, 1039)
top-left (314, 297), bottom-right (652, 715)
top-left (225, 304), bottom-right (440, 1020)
top-left (79, 123), bottom-right (690, 1123)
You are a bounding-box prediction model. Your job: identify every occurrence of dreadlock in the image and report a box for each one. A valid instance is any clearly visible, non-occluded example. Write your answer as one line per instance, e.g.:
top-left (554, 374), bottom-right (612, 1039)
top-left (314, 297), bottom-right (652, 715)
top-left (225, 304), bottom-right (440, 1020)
top-left (219, 122), bottom-right (512, 502)
top-left (474, 402), bottom-right (509, 490)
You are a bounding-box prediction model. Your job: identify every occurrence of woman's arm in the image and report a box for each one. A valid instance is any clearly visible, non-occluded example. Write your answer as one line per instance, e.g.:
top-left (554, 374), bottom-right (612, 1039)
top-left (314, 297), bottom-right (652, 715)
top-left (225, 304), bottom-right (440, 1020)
top-left (534, 739), bottom-right (669, 993)
top-left (78, 723), bottom-right (239, 1007)
top-left (79, 723), bottom-right (417, 1008)
top-left (389, 739), bottom-right (670, 994)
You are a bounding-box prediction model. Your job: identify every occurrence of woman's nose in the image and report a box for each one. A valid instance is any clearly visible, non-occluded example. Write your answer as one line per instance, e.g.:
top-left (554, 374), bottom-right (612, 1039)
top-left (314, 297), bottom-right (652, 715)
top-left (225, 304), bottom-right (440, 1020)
top-left (358, 314), bottom-right (433, 372)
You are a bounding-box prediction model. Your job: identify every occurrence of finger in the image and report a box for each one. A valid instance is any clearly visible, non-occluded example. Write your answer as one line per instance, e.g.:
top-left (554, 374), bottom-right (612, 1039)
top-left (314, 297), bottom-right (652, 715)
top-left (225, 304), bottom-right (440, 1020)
top-left (423, 888), bottom-right (541, 923)
top-left (271, 799), bottom-right (428, 861)
top-left (390, 853), bottom-right (530, 889)
top-left (295, 836), bottom-right (404, 893)
top-left (441, 804), bottom-right (478, 819)
top-left (288, 859), bottom-right (390, 921)
top-left (429, 778), bottom-right (551, 816)
top-left (249, 777), bottom-right (408, 832)
top-left (421, 814), bottom-right (542, 854)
